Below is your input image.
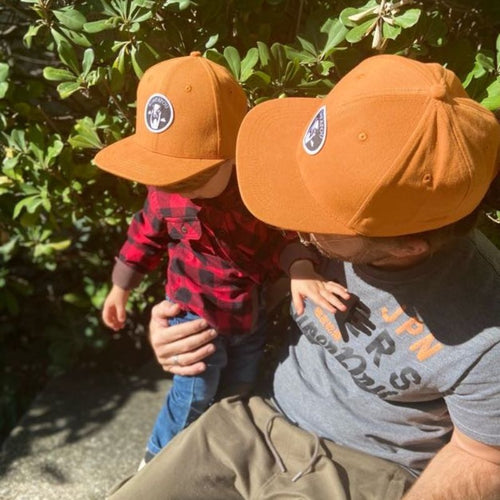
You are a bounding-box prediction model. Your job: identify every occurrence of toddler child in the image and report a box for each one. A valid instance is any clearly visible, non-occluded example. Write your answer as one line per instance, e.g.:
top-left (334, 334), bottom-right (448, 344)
top-left (94, 52), bottom-right (349, 466)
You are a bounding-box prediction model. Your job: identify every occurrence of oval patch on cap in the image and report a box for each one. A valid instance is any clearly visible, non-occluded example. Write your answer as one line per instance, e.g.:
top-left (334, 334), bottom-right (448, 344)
top-left (302, 105), bottom-right (327, 155)
top-left (144, 93), bottom-right (174, 133)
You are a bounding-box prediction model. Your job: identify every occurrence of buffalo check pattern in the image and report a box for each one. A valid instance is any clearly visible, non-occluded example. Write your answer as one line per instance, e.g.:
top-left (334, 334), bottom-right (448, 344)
top-left (115, 175), bottom-right (291, 335)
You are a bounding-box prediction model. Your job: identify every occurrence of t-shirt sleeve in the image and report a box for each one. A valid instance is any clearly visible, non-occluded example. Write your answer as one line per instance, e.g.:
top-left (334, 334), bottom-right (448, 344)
top-left (445, 343), bottom-right (500, 446)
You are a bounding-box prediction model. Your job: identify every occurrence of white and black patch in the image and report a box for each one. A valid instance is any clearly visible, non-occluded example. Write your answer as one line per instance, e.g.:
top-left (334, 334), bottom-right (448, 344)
top-left (302, 105), bottom-right (327, 155)
top-left (144, 93), bottom-right (174, 133)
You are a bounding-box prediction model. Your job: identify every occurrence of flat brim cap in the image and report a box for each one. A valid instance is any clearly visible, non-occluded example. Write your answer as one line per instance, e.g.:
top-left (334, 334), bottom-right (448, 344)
top-left (236, 55), bottom-right (500, 236)
top-left (94, 136), bottom-right (225, 186)
top-left (94, 52), bottom-right (247, 186)
top-left (235, 97), bottom-right (345, 233)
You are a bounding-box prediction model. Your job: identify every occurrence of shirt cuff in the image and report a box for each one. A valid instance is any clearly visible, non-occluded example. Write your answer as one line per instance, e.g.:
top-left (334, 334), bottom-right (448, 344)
top-left (112, 259), bottom-right (145, 290)
top-left (279, 241), bottom-right (321, 275)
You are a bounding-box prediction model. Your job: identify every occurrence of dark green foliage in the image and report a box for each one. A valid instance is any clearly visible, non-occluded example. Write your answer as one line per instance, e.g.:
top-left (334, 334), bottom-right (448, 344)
top-left (1, 0), bottom-right (499, 440)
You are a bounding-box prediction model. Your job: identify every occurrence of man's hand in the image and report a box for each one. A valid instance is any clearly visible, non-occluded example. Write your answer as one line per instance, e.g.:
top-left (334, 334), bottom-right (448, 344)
top-left (149, 300), bottom-right (217, 376)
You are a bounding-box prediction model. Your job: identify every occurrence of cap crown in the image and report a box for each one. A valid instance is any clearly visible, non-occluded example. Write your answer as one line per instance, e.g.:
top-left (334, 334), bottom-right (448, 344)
top-left (297, 55), bottom-right (500, 235)
top-left (135, 53), bottom-right (247, 160)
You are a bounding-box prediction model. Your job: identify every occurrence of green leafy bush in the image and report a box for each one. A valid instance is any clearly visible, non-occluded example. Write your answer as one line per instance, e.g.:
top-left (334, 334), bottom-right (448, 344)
top-left (1, 0), bottom-right (499, 439)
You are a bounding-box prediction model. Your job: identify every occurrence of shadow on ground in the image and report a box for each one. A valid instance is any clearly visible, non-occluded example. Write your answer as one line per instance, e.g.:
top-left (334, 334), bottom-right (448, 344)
top-left (0, 359), bottom-right (171, 500)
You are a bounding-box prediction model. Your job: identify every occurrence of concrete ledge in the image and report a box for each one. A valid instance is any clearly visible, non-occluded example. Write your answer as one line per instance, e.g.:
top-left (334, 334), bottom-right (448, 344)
top-left (0, 361), bottom-right (171, 500)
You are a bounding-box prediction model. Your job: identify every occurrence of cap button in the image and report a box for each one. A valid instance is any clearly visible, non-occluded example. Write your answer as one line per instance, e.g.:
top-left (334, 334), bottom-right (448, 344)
top-left (190, 51), bottom-right (202, 57)
top-left (430, 82), bottom-right (447, 100)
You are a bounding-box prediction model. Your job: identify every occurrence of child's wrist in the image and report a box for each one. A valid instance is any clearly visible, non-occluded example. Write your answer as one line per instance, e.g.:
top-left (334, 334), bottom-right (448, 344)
top-left (289, 259), bottom-right (315, 276)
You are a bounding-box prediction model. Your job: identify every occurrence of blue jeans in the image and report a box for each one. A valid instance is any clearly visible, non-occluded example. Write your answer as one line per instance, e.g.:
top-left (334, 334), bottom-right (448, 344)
top-left (147, 308), bottom-right (267, 456)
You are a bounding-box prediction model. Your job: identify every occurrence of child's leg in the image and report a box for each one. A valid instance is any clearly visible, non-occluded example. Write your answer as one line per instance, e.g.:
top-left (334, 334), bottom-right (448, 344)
top-left (146, 312), bottom-right (227, 458)
top-left (220, 301), bottom-right (268, 396)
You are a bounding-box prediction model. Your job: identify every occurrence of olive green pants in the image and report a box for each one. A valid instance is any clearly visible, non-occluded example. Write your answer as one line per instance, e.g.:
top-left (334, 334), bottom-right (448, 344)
top-left (108, 396), bottom-right (415, 500)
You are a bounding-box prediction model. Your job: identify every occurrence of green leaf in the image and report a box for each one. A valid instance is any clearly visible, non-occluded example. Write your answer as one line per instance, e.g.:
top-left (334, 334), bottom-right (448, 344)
top-left (257, 41), bottom-right (270, 68)
top-left (81, 48), bottom-right (95, 76)
top-left (53, 7), bottom-right (87, 30)
top-left (244, 71), bottom-right (271, 88)
top-left (50, 28), bottom-right (68, 50)
top-left (60, 27), bottom-right (92, 48)
top-left (318, 60), bottom-right (335, 76)
top-left (0, 82), bottom-right (8, 99)
top-left (48, 239), bottom-right (71, 251)
top-left (240, 48), bottom-right (259, 82)
top-left (285, 47), bottom-right (317, 64)
top-left (340, 8), bottom-right (363, 28)
top-left (0, 62), bottom-right (9, 82)
top-left (283, 60), bottom-right (301, 86)
top-left (476, 53), bottom-right (495, 72)
top-left (340, 1), bottom-right (378, 27)
top-left (83, 19), bottom-right (117, 33)
top-left (481, 78), bottom-right (500, 110)
top-left (13, 195), bottom-right (43, 219)
top-left (345, 18), bottom-right (376, 44)
top-left (0, 234), bottom-right (18, 258)
top-left (205, 49), bottom-right (226, 67)
top-left (129, 22), bottom-right (140, 33)
top-left (130, 42), bottom-right (158, 79)
top-left (57, 81), bottom-right (82, 99)
top-left (63, 293), bottom-right (90, 308)
top-left (392, 9), bottom-right (421, 29)
top-left (320, 18), bottom-right (348, 57)
top-left (113, 45), bottom-right (127, 74)
top-left (133, 11), bottom-right (153, 23)
top-left (205, 34), bottom-right (219, 49)
top-left (223, 46), bottom-right (241, 79)
top-left (11, 129), bottom-right (27, 151)
top-left (297, 36), bottom-right (317, 56)
top-left (23, 22), bottom-right (43, 48)
top-left (46, 139), bottom-right (64, 164)
top-left (382, 22), bottom-right (402, 40)
top-left (57, 39), bottom-right (80, 73)
top-left (69, 117), bottom-right (104, 149)
top-left (43, 66), bottom-right (76, 81)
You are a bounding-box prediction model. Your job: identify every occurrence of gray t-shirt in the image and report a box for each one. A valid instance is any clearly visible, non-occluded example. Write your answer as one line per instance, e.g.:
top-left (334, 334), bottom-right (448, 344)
top-left (273, 231), bottom-right (500, 474)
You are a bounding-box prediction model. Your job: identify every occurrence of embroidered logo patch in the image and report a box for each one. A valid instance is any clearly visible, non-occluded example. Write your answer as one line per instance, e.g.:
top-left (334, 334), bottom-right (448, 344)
top-left (302, 105), bottom-right (327, 155)
top-left (144, 93), bottom-right (174, 133)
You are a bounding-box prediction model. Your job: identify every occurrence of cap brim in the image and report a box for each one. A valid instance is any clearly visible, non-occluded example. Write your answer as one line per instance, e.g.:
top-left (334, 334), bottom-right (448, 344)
top-left (236, 98), bottom-right (356, 234)
top-left (94, 135), bottom-right (226, 186)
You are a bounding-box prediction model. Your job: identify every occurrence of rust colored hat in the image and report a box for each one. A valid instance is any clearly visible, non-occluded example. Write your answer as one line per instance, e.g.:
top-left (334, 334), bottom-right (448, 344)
top-left (236, 55), bottom-right (500, 236)
top-left (94, 52), bottom-right (247, 186)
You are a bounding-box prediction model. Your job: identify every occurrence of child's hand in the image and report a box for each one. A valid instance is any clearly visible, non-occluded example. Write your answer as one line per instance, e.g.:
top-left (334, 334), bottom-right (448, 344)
top-left (102, 285), bottom-right (131, 331)
top-left (289, 260), bottom-right (350, 316)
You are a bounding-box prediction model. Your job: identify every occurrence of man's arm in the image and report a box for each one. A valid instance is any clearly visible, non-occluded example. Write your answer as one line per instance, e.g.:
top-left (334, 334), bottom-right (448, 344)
top-left (149, 300), bottom-right (218, 376)
top-left (403, 428), bottom-right (500, 500)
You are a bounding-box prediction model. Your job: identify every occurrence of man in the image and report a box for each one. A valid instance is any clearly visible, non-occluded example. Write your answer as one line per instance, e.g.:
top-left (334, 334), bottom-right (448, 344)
top-left (109, 55), bottom-right (500, 499)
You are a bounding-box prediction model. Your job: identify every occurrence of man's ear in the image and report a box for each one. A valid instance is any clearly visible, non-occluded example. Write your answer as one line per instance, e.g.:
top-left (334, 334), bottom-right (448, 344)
top-left (389, 238), bottom-right (430, 258)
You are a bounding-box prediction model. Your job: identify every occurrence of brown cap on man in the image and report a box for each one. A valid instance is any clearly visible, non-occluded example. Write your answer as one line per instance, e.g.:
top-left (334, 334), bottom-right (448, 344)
top-left (236, 55), bottom-right (500, 236)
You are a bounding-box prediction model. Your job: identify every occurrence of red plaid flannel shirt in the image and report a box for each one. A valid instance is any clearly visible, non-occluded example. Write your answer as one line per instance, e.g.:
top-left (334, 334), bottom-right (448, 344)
top-left (112, 176), bottom-right (295, 335)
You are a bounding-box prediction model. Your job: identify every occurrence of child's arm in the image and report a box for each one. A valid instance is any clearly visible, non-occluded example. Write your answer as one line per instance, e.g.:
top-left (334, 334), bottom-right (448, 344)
top-left (103, 188), bottom-right (170, 331)
top-left (102, 284), bottom-right (131, 331)
top-left (290, 259), bottom-right (350, 316)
